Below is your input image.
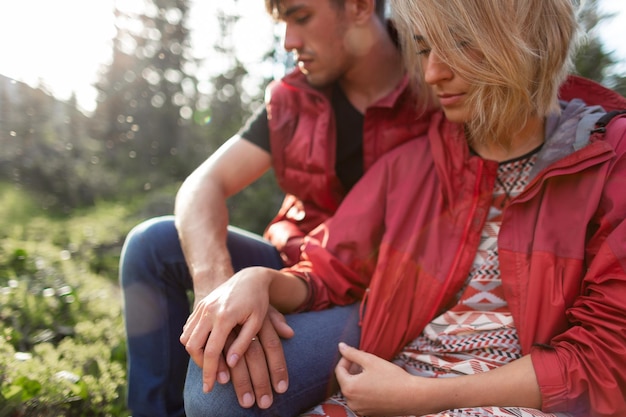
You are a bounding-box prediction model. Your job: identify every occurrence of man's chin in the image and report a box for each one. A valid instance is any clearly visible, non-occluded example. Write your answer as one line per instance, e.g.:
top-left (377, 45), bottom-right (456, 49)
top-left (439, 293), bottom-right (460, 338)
top-left (304, 73), bottom-right (331, 89)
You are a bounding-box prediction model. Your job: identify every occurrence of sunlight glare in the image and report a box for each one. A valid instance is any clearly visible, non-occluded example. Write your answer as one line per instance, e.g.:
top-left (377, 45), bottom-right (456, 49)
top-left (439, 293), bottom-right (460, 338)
top-left (0, 0), bottom-right (623, 115)
top-left (0, 0), bottom-right (116, 113)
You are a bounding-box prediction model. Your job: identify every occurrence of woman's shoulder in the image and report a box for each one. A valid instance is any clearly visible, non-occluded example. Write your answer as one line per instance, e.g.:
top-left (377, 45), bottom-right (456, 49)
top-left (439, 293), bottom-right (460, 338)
top-left (601, 111), bottom-right (626, 151)
top-left (559, 75), bottom-right (626, 112)
top-left (378, 134), bottom-right (433, 169)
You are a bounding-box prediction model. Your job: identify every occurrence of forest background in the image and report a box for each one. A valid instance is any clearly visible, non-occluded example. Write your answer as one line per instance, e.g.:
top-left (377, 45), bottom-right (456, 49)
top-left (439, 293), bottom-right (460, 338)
top-left (0, 0), bottom-right (625, 416)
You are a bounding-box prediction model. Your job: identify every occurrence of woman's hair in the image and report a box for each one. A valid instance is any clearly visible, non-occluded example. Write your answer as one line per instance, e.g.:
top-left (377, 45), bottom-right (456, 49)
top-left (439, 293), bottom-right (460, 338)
top-left (391, 0), bottom-right (579, 145)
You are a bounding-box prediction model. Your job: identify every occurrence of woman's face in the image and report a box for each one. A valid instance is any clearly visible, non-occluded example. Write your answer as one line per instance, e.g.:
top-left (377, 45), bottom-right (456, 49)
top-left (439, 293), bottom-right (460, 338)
top-left (415, 35), bottom-right (473, 124)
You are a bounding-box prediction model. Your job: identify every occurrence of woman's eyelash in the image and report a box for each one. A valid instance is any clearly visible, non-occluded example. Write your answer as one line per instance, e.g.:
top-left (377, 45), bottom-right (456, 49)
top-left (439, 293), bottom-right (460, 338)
top-left (413, 35), bottom-right (431, 56)
top-left (416, 40), bottom-right (470, 56)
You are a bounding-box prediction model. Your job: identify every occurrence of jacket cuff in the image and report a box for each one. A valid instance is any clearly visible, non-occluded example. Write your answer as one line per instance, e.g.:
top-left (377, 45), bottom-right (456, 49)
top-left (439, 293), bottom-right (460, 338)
top-left (530, 345), bottom-right (570, 412)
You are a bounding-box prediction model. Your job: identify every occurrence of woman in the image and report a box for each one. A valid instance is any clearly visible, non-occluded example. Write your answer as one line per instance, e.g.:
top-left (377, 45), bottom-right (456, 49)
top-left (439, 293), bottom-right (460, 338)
top-left (182, 0), bottom-right (626, 415)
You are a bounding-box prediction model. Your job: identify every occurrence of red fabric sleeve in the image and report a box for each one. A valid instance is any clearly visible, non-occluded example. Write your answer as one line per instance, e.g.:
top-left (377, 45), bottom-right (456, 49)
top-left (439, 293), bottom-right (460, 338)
top-left (281, 150), bottom-right (397, 312)
top-left (532, 118), bottom-right (626, 416)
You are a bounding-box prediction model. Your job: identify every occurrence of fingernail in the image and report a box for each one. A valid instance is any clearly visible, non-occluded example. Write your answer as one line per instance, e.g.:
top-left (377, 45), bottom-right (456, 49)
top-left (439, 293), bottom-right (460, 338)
top-left (242, 392), bottom-right (254, 407)
top-left (203, 383), bottom-right (208, 393)
top-left (218, 371), bottom-right (229, 383)
top-left (228, 353), bottom-right (239, 367)
top-left (260, 395), bottom-right (272, 409)
top-left (277, 380), bottom-right (288, 393)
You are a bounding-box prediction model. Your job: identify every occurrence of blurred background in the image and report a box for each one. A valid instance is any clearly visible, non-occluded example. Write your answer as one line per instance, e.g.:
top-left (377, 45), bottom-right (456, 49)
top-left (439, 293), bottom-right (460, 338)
top-left (0, 0), bottom-right (624, 415)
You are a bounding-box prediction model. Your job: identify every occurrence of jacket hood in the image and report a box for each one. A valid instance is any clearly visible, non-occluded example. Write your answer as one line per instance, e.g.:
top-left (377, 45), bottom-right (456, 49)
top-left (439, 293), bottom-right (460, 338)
top-left (558, 75), bottom-right (626, 111)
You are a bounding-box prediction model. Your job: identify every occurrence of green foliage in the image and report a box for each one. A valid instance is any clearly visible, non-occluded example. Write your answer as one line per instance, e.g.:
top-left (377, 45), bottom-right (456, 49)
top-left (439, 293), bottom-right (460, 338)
top-left (90, 0), bottom-right (208, 195)
top-left (86, 0), bottom-right (284, 208)
top-left (0, 187), bottom-right (133, 416)
top-left (228, 170), bottom-right (283, 234)
top-left (0, 76), bottom-right (117, 213)
top-left (0, 332), bottom-right (127, 417)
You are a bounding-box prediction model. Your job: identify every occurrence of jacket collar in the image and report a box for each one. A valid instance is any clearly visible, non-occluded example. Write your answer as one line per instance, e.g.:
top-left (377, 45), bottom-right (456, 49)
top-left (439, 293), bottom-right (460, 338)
top-left (279, 68), bottom-right (412, 109)
top-left (430, 75), bottom-right (621, 180)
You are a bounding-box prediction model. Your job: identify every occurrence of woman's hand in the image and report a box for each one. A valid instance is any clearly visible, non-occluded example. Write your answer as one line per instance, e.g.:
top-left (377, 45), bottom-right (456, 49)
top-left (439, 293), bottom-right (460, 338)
top-left (335, 342), bottom-right (426, 416)
top-left (336, 343), bottom-right (544, 416)
top-left (180, 267), bottom-right (292, 405)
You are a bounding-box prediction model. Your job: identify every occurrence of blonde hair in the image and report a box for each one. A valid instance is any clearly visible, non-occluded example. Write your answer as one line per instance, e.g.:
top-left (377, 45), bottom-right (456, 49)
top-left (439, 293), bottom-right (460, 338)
top-left (391, 0), bottom-right (579, 145)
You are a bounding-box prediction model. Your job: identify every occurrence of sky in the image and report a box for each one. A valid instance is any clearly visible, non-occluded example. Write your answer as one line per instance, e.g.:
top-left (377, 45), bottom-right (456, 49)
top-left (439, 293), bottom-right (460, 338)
top-left (0, 0), bottom-right (624, 114)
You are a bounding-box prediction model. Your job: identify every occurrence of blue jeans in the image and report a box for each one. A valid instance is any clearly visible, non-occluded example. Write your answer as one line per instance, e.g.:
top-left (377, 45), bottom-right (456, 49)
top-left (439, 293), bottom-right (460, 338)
top-left (184, 304), bottom-right (361, 417)
top-left (120, 216), bottom-right (361, 417)
top-left (120, 215), bottom-right (285, 417)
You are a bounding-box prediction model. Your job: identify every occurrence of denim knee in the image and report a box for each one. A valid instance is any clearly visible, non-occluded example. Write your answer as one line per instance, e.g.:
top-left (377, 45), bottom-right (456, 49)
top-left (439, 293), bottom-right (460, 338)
top-left (119, 215), bottom-right (179, 287)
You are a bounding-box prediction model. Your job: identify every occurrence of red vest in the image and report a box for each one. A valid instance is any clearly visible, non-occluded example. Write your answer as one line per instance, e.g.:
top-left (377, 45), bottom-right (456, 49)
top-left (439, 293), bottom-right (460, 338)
top-left (263, 69), bottom-right (434, 265)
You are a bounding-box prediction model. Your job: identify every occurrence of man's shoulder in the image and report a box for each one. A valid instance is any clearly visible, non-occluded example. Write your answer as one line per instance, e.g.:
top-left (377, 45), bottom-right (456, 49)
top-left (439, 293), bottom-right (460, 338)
top-left (268, 69), bottom-right (308, 91)
top-left (265, 70), bottom-right (328, 106)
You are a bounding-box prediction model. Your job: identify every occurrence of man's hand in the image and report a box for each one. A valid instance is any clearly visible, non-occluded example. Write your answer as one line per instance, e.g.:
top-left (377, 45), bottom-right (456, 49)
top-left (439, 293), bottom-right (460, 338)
top-left (179, 267), bottom-right (294, 409)
top-left (225, 308), bottom-right (293, 408)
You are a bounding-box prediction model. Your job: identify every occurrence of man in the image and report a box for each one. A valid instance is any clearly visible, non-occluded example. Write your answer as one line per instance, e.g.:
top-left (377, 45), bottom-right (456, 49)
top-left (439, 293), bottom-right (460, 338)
top-left (120, 0), bottom-right (433, 415)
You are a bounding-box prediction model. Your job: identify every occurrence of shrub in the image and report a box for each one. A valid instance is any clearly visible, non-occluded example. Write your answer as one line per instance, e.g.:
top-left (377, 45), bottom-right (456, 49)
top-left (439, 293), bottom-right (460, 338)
top-left (0, 190), bottom-right (135, 416)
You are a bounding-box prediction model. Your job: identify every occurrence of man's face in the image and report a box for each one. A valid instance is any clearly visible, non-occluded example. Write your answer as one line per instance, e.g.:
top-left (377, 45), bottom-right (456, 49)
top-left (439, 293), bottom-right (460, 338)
top-left (278, 0), bottom-right (352, 88)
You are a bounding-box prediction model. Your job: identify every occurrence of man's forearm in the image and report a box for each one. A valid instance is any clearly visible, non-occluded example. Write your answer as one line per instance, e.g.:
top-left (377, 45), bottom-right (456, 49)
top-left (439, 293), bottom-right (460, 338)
top-left (175, 136), bottom-right (274, 302)
top-left (175, 176), bottom-right (234, 300)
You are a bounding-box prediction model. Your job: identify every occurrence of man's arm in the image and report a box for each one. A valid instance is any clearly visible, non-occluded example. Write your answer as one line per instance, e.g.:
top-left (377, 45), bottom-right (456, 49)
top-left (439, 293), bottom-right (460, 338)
top-left (174, 135), bottom-right (272, 302)
top-left (176, 136), bottom-right (297, 409)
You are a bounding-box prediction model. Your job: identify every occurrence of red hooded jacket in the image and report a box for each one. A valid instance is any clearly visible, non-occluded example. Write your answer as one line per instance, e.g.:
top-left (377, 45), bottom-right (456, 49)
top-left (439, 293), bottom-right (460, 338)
top-left (286, 76), bottom-right (626, 416)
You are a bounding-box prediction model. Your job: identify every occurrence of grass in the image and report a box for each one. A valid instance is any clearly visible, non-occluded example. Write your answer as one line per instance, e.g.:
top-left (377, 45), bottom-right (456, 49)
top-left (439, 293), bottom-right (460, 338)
top-left (0, 183), bottom-right (162, 416)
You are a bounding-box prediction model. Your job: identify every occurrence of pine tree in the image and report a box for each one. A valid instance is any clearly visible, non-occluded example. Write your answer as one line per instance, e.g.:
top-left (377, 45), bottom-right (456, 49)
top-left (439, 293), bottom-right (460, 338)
top-left (574, 0), bottom-right (626, 96)
top-left (91, 0), bottom-right (203, 193)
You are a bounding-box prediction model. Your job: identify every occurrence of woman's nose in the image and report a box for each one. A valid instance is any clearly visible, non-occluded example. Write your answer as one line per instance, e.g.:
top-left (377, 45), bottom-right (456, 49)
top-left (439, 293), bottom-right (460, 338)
top-left (423, 51), bottom-right (453, 85)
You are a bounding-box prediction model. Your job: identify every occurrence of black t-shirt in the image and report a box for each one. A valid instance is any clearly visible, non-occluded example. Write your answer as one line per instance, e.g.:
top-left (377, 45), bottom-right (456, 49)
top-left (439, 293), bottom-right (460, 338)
top-left (237, 85), bottom-right (364, 191)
